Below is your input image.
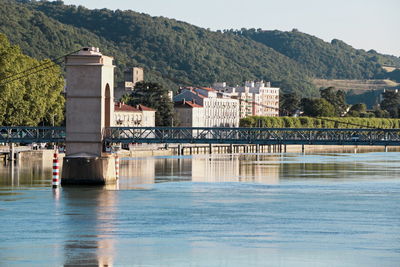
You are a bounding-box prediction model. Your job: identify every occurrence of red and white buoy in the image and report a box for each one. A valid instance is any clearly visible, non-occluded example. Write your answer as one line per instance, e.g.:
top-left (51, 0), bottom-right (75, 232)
top-left (52, 150), bottom-right (60, 188)
top-left (115, 155), bottom-right (119, 180)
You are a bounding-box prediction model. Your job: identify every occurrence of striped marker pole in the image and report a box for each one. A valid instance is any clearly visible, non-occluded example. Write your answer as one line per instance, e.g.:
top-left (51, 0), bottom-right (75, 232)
top-left (52, 150), bottom-right (60, 188)
top-left (115, 155), bottom-right (119, 180)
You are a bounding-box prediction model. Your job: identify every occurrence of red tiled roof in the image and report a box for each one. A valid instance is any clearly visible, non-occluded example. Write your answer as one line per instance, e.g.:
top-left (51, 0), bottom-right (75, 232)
top-left (185, 101), bottom-right (203, 108)
top-left (137, 104), bottom-right (155, 111)
top-left (199, 87), bottom-right (216, 91)
top-left (114, 102), bottom-right (140, 112)
top-left (175, 101), bottom-right (203, 108)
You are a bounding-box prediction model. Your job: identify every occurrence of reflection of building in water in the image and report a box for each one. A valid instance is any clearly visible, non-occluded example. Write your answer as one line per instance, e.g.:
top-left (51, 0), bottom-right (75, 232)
top-left (191, 155), bottom-right (280, 184)
top-left (239, 155), bottom-right (280, 184)
top-left (62, 189), bottom-right (116, 266)
top-left (192, 156), bottom-right (240, 182)
top-left (116, 155), bottom-right (279, 187)
top-left (120, 157), bottom-right (193, 186)
top-left (0, 159), bottom-right (51, 187)
top-left (120, 159), bottom-right (155, 186)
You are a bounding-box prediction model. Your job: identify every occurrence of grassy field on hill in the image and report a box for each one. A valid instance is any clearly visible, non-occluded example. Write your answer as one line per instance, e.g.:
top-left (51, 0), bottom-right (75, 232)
top-left (313, 79), bottom-right (399, 92)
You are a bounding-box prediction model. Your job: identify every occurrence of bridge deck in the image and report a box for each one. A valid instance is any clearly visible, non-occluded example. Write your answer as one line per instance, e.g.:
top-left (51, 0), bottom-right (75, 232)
top-left (104, 127), bottom-right (400, 146)
top-left (0, 127), bottom-right (65, 143)
top-left (1, 126), bottom-right (400, 146)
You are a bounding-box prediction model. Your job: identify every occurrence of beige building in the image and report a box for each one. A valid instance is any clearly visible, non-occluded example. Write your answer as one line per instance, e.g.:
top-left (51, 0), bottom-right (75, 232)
top-left (213, 81), bottom-right (280, 118)
top-left (173, 87), bottom-right (240, 127)
top-left (174, 100), bottom-right (204, 127)
top-left (124, 67), bottom-right (144, 89)
top-left (115, 67), bottom-right (144, 100)
top-left (114, 102), bottom-right (155, 127)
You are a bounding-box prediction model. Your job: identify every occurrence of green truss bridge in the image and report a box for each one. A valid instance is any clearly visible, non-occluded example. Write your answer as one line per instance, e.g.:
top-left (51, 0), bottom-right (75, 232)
top-left (2, 126), bottom-right (400, 147)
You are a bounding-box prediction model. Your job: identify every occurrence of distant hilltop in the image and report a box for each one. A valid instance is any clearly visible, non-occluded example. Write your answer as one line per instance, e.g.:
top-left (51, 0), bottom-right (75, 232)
top-left (1, 0), bottom-right (399, 97)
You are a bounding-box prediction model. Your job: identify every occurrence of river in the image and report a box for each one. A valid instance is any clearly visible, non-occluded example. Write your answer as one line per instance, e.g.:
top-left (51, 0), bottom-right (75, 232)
top-left (0, 151), bottom-right (399, 266)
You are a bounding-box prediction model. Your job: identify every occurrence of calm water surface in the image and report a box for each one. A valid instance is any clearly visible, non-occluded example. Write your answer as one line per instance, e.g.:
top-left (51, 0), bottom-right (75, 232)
top-left (0, 152), bottom-right (399, 266)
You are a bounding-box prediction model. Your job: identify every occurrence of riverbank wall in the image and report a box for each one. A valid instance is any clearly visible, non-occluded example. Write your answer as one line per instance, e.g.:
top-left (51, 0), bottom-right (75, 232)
top-left (7, 144), bottom-right (398, 163)
top-left (127, 143), bottom-right (398, 157)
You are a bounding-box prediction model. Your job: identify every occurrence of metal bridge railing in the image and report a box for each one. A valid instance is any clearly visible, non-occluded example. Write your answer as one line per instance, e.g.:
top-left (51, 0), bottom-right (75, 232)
top-left (1, 126), bottom-right (400, 146)
top-left (0, 126), bottom-right (66, 143)
top-left (104, 127), bottom-right (400, 146)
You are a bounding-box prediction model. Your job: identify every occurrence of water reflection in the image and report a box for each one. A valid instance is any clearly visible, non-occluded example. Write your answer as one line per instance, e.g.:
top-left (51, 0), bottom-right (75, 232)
top-left (0, 158), bottom-right (52, 187)
top-left (61, 187), bottom-right (117, 266)
top-left (3, 152), bottom-right (400, 189)
top-left (1, 152), bottom-right (400, 266)
top-left (119, 155), bottom-right (281, 188)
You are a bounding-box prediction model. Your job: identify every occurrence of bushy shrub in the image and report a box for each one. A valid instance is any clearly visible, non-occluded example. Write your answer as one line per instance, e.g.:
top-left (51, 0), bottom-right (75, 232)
top-left (240, 116), bottom-right (400, 129)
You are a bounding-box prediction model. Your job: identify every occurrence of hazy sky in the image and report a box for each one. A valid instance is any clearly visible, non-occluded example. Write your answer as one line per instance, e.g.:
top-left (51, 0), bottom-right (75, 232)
top-left (63, 0), bottom-right (400, 56)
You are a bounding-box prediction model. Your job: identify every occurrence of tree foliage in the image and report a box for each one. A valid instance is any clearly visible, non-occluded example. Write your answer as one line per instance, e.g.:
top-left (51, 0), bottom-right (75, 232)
top-left (122, 82), bottom-right (174, 126)
top-left (1, 0), bottom-right (316, 96)
top-left (320, 87), bottom-right (348, 116)
top-left (301, 98), bottom-right (336, 117)
top-left (2, 0), bottom-right (399, 101)
top-left (0, 33), bottom-right (64, 126)
top-left (280, 92), bottom-right (300, 116)
top-left (380, 90), bottom-right (400, 118)
top-left (240, 116), bottom-right (400, 129)
top-left (237, 29), bottom-right (399, 79)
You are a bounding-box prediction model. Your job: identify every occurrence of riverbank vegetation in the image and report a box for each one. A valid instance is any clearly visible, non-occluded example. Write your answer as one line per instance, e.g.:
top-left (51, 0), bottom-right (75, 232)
top-left (0, 33), bottom-right (64, 126)
top-left (240, 116), bottom-right (400, 129)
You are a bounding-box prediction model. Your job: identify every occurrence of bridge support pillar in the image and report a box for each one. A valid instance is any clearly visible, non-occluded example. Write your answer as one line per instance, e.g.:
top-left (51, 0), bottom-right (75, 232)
top-left (384, 145), bottom-right (388, 152)
top-left (229, 144), bottom-right (234, 154)
top-left (256, 144), bottom-right (260, 153)
top-left (209, 144), bottom-right (213, 154)
top-left (178, 144), bottom-right (183, 155)
top-left (62, 154), bottom-right (117, 185)
top-left (62, 47), bottom-right (116, 185)
top-left (301, 144), bottom-right (305, 154)
top-left (8, 143), bottom-right (15, 162)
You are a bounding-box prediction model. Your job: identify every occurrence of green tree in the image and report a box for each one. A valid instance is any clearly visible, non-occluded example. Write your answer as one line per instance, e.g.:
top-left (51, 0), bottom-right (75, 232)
top-left (380, 90), bottom-right (400, 118)
top-left (350, 103), bottom-right (367, 113)
top-left (373, 108), bottom-right (390, 118)
top-left (320, 87), bottom-right (348, 116)
top-left (122, 82), bottom-right (174, 126)
top-left (280, 92), bottom-right (300, 116)
top-left (0, 33), bottom-right (64, 126)
top-left (347, 103), bottom-right (367, 117)
top-left (301, 98), bottom-right (335, 117)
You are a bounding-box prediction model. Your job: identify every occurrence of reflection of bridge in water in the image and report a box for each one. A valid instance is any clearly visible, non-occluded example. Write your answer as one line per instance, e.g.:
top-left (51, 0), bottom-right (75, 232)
top-left (2, 126), bottom-right (400, 146)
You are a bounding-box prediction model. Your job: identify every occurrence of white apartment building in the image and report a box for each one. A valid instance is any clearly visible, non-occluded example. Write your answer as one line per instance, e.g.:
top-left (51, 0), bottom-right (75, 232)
top-left (173, 87), bottom-right (240, 127)
top-left (114, 102), bottom-right (156, 127)
top-left (213, 81), bottom-right (280, 118)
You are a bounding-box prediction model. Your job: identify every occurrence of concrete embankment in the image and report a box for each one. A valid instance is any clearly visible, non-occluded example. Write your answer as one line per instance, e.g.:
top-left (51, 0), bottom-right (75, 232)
top-left (10, 144), bottom-right (397, 163)
top-left (127, 144), bottom-right (398, 158)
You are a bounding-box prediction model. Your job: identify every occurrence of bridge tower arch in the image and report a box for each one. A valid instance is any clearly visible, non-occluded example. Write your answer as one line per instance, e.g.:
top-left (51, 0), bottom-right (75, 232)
top-left (62, 47), bottom-right (116, 185)
top-left (104, 84), bottom-right (111, 128)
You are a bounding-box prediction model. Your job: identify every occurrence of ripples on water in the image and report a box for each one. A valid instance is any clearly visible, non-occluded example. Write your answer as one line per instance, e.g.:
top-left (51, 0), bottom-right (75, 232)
top-left (0, 151), bottom-right (399, 266)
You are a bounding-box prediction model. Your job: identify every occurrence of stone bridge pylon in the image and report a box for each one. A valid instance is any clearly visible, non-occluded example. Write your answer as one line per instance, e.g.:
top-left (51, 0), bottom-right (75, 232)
top-left (62, 47), bottom-right (117, 185)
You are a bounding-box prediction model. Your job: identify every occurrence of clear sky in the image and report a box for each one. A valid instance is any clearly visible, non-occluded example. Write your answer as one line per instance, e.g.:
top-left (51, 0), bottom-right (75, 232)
top-left (63, 0), bottom-right (400, 57)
